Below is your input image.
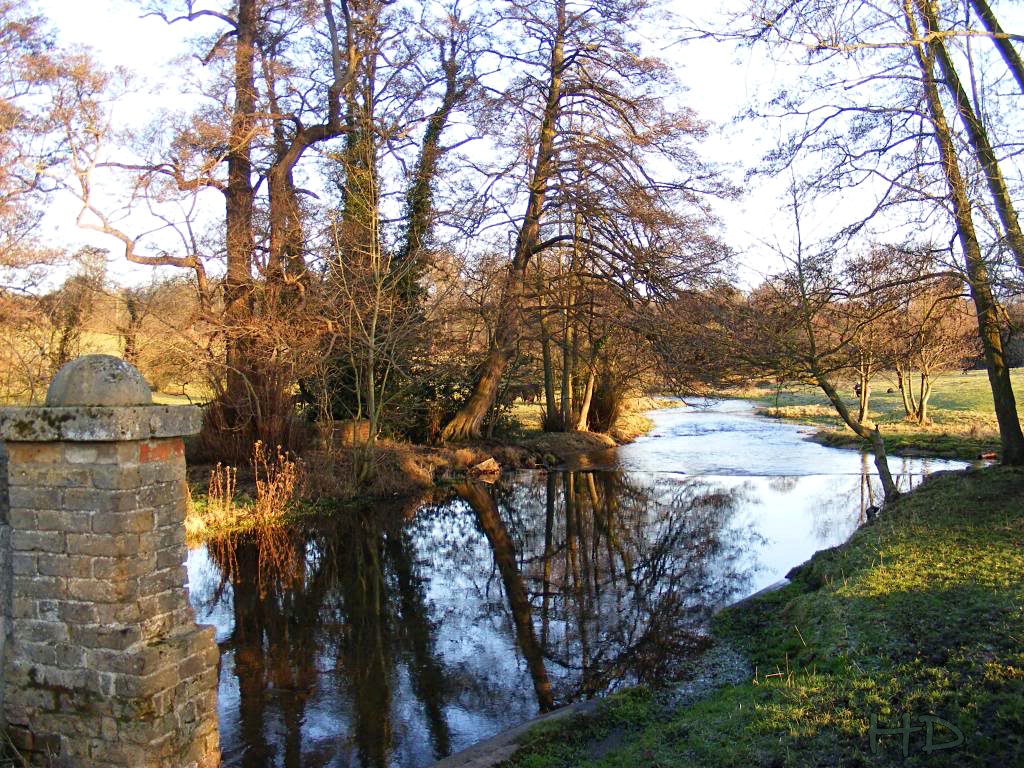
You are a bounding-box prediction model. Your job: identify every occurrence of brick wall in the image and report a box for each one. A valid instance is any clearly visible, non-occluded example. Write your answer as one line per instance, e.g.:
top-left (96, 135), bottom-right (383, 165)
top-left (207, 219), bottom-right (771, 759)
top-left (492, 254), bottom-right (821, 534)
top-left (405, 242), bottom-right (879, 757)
top-left (1, 437), bottom-right (219, 766)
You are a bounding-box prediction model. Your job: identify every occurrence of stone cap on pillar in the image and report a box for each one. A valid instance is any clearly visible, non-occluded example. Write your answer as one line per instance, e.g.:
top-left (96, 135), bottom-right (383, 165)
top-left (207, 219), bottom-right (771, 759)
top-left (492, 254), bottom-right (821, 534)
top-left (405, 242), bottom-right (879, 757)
top-left (0, 354), bottom-right (202, 442)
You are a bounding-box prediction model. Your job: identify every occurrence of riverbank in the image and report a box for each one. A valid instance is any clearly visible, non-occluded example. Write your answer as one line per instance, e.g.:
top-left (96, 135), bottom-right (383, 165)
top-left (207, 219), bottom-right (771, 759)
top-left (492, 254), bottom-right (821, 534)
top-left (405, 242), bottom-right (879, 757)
top-left (184, 396), bottom-right (679, 544)
top-left (717, 370), bottom-right (1024, 461)
top-left (491, 465), bottom-right (1024, 767)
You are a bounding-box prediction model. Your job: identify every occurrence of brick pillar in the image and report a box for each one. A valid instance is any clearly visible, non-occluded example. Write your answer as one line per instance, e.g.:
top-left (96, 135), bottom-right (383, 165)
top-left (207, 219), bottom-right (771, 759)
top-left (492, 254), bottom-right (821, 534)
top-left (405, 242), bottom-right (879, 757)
top-left (0, 355), bottom-right (219, 767)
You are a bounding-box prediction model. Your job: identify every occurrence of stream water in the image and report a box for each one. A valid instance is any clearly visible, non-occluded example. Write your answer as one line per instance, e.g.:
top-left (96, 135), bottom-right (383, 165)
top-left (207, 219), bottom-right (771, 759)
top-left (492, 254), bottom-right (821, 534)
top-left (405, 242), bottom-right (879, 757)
top-left (186, 400), bottom-right (968, 767)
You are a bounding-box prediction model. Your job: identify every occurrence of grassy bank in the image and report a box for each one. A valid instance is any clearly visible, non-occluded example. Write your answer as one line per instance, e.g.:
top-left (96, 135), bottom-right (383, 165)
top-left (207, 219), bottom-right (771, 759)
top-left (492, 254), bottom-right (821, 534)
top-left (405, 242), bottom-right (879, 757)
top-left (502, 466), bottom-right (1024, 767)
top-left (724, 370), bottom-right (1024, 460)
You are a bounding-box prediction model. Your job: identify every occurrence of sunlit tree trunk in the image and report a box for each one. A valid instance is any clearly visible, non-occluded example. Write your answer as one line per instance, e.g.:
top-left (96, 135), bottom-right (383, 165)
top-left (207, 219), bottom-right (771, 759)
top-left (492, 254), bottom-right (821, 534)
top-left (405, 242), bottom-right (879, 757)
top-left (907, 0), bottom-right (1024, 464)
top-left (560, 322), bottom-right (575, 431)
top-left (575, 363), bottom-right (597, 431)
top-left (441, 0), bottom-right (566, 441)
top-left (223, 0), bottom-right (257, 411)
top-left (856, 351), bottom-right (873, 423)
top-left (916, 372), bottom-right (933, 425)
top-left (896, 364), bottom-right (917, 418)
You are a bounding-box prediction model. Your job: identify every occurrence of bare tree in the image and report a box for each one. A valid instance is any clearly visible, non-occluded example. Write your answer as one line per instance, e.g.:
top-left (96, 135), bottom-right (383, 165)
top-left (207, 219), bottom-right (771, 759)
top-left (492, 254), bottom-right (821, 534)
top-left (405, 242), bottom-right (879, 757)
top-left (881, 263), bottom-right (979, 424)
top-left (441, 0), bottom-right (727, 440)
top-left (727, 0), bottom-right (1024, 464)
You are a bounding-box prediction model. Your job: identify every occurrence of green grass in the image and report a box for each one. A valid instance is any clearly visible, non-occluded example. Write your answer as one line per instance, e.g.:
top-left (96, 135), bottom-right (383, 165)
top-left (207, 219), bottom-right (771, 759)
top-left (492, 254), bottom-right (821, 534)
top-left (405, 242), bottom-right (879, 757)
top-left (727, 370), bottom-right (1024, 460)
top-left (503, 467), bottom-right (1024, 767)
top-left (746, 369), bottom-right (1023, 415)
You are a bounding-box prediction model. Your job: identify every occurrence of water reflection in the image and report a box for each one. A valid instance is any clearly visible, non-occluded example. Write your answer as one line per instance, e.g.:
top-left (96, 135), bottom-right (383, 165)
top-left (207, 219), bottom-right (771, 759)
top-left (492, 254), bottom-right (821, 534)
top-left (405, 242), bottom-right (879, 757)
top-left (189, 470), bottom-right (764, 767)
top-left (186, 401), bottom-right (970, 766)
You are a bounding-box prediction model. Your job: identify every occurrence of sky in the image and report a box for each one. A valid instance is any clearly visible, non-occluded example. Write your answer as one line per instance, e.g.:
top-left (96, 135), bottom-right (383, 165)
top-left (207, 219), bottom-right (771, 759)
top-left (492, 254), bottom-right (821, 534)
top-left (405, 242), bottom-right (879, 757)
top-left (34, 0), bottom-right (1022, 289)
top-left (31, 0), bottom-right (796, 288)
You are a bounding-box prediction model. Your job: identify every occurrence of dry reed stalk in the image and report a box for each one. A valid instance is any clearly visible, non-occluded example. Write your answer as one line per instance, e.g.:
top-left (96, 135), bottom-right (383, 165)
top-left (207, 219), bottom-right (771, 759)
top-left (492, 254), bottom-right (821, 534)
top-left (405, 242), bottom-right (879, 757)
top-left (207, 462), bottom-right (239, 522)
top-left (250, 440), bottom-right (304, 523)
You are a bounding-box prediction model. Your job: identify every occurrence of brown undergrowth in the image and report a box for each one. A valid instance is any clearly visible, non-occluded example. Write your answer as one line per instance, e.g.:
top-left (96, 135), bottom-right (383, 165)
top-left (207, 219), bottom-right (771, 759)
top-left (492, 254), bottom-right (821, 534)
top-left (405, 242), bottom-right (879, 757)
top-left (185, 440), bottom-right (305, 545)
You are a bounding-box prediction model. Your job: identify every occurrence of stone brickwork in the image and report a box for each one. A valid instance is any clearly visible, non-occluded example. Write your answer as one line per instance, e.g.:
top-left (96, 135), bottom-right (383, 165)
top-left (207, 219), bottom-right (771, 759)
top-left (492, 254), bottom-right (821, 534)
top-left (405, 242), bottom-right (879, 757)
top-left (0, 442), bottom-right (10, 726)
top-left (0, 356), bottom-right (220, 767)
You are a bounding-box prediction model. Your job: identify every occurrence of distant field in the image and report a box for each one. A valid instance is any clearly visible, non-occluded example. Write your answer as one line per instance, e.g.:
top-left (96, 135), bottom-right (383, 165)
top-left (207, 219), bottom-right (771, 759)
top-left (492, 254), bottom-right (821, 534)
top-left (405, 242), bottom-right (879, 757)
top-left (744, 369), bottom-right (1024, 419)
top-left (726, 369), bottom-right (1024, 459)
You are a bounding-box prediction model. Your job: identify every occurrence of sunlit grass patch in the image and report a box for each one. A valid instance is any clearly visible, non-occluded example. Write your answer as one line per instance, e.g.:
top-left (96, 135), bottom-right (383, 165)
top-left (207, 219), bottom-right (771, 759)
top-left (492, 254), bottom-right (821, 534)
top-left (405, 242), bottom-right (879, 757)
top-left (185, 441), bottom-right (307, 545)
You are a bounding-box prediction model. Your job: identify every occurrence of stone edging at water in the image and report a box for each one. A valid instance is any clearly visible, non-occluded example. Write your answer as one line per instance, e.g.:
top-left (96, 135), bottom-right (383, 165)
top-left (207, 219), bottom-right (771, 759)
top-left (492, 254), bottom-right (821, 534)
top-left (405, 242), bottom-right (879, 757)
top-left (428, 699), bottom-right (601, 768)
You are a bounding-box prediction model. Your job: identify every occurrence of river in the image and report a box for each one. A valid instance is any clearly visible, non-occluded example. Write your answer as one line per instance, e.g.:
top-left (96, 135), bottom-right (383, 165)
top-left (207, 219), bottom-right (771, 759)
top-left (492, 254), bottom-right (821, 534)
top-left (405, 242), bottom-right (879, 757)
top-left (185, 400), bottom-right (967, 767)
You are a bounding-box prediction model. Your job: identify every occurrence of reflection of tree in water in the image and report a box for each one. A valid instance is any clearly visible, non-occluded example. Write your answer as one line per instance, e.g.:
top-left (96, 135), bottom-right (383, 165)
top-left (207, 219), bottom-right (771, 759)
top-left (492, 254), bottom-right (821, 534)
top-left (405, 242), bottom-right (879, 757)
top-left (197, 471), bottom-right (761, 766)
top-left (204, 492), bottom-right (452, 768)
top-left (806, 453), bottom-right (923, 544)
top-left (459, 471), bottom-right (757, 702)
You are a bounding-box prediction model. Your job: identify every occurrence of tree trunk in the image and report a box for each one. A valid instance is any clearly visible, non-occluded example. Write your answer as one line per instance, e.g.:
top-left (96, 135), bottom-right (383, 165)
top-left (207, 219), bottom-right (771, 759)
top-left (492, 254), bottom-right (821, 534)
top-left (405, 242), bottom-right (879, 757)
top-left (575, 363), bottom-right (597, 431)
top-left (969, 0), bottom-right (1024, 94)
top-left (918, 0), bottom-right (1024, 279)
top-left (223, 0), bottom-right (258, 410)
top-left (560, 322), bottom-right (574, 431)
top-left (857, 361), bottom-right (872, 423)
top-left (541, 332), bottom-right (557, 426)
top-left (536, 256), bottom-right (559, 425)
top-left (267, 162), bottom-right (306, 283)
top-left (897, 366), bottom-right (916, 418)
top-left (916, 373), bottom-right (933, 425)
top-left (907, 0), bottom-right (1024, 464)
top-left (441, 2), bottom-right (566, 441)
top-left (394, 33), bottom-right (465, 301)
top-left (817, 372), bottom-right (900, 501)
top-left (441, 326), bottom-right (517, 440)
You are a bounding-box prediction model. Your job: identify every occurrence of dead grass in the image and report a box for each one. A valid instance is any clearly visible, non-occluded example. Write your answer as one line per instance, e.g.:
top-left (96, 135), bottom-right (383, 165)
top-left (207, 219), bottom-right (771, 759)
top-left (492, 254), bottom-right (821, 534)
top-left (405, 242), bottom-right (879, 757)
top-left (759, 404), bottom-right (842, 422)
top-left (185, 442), bottom-right (305, 545)
top-left (609, 410), bottom-right (655, 443)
